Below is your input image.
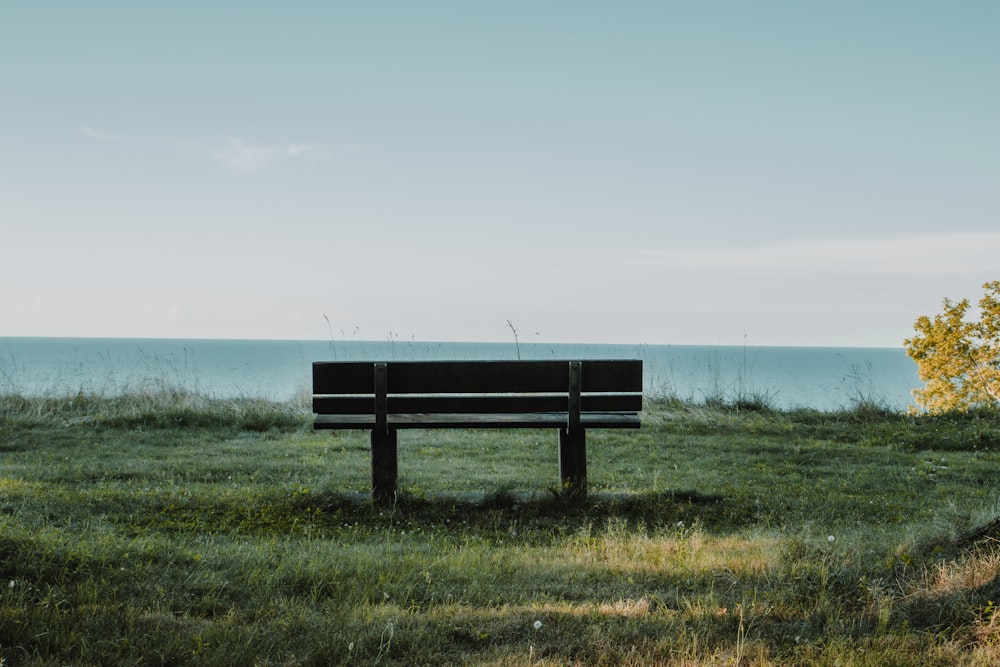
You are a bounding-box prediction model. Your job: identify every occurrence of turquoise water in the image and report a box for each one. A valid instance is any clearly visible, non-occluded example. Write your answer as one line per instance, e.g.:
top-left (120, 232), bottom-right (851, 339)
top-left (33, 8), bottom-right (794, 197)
top-left (0, 337), bottom-right (920, 412)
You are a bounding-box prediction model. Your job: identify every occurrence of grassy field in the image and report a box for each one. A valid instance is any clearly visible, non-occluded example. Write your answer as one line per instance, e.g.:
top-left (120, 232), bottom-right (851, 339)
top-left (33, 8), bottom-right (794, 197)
top-left (3, 391), bottom-right (1000, 665)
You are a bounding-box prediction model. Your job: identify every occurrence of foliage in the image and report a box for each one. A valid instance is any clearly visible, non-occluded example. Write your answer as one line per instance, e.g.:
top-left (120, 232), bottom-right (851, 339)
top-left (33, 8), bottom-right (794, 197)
top-left (905, 281), bottom-right (1000, 414)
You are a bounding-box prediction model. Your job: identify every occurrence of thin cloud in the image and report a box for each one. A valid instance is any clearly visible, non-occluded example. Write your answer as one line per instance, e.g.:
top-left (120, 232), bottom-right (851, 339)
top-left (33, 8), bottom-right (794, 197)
top-left (76, 126), bottom-right (133, 142)
top-left (77, 128), bottom-right (328, 173)
top-left (626, 232), bottom-right (1000, 276)
top-left (205, 137), bottom-right (327, 173)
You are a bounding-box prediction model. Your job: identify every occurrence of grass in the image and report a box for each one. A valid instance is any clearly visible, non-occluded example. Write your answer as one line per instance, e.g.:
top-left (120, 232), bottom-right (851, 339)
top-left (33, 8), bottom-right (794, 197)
top-left (2, 391), bottom-right (1000, 664)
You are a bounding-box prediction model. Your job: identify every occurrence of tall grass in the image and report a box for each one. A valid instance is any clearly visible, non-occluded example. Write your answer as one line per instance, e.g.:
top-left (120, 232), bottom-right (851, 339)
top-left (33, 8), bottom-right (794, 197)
top-left (2, 392), bottom-right (1000, 664)
top-left (0, 389), bottom-right (308, 431)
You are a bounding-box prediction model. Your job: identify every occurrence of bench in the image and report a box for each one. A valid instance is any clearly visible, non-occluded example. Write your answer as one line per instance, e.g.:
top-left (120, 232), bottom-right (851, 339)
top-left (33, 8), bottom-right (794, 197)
top-left (312, 360), bottom-right (643, 505)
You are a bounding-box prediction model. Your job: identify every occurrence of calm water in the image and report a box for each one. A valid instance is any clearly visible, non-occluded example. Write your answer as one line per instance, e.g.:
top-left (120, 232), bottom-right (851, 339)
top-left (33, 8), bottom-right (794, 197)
top-left (0, 337), bottom-right (921, 412)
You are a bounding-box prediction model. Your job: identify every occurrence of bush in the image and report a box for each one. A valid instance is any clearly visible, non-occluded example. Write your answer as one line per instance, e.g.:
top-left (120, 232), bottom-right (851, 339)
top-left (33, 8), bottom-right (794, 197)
top-left (905, 281), bottom-right (1000, 414)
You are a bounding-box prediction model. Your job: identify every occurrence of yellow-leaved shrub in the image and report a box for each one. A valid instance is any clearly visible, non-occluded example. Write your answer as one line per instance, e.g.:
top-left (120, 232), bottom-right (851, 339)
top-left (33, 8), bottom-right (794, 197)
top-left (905, 281), bottom-right (1000, 413)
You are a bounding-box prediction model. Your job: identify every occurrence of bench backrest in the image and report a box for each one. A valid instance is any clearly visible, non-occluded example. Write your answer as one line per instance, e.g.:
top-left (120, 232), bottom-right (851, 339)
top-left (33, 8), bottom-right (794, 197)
top-left (312, 360), bottom-right (642, 420)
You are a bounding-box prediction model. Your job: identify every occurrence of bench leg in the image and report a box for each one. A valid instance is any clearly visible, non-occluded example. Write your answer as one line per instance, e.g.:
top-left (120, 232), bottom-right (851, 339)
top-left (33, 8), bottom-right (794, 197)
top-left (371, 429), bottom-right (398, 507)
top-left (558, 428), bottom-right (587, 500)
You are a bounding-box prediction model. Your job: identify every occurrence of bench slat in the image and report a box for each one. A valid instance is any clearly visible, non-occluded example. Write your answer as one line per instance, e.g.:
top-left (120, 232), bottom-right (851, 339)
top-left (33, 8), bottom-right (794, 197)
top-left (314, 412), bottom-right (641, 430)
top-left (312, 361), bottom-right (376, 394)
top-left (312, 360), bottom-right (642, 395)
top-left (312, 393), bottom-right (642, 415)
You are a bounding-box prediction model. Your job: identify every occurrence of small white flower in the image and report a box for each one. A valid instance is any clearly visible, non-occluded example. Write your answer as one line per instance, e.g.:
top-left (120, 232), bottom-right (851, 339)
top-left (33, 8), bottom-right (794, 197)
top-left (533, 620), bottom-right (543, 630)
top-left (828, 535), bottom-right (836, 543)
top-left (8, 580), bottom-right (14, 589)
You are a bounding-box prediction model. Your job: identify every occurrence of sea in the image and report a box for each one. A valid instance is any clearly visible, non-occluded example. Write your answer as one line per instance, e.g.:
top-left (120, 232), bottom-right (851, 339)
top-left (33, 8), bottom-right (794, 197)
top-left (0, 337), bottom-right (922, 412)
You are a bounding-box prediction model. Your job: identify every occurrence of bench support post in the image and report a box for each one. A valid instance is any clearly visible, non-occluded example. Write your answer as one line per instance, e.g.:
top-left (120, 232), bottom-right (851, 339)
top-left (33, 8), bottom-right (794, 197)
top-left (559, 361), bottom-right (587, 500)
top-left (371, 429), bottom-right (398, 507)
top-left (371, 362), bottom-right (397, 506)
top-left (559, 427), bottom-right (587, 499)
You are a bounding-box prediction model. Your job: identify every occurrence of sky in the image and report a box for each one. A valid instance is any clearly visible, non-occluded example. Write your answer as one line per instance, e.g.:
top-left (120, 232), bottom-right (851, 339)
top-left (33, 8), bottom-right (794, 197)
top-left (2, 1), bottom-right (998, 348)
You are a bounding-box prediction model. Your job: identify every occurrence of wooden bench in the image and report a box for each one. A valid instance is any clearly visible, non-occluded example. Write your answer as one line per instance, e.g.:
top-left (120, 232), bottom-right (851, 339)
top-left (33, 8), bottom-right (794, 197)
top-left (312, 360), bottom-right (642, 505)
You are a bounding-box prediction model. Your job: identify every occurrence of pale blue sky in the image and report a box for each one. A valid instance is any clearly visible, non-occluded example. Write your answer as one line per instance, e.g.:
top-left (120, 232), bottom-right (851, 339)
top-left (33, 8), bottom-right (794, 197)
top-left (2, 1), bottom-right (998, 346)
